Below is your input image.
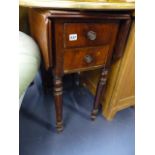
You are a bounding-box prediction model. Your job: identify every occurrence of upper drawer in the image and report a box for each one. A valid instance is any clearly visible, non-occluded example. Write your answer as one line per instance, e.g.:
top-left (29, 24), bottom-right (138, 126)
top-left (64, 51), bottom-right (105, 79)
top-left (64, 22), bottom-right (119, 48)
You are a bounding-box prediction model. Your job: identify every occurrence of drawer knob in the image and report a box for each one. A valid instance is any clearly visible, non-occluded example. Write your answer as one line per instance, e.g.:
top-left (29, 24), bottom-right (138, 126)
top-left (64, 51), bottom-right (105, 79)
top-left (84, 55), bottom-right (93, 64)
top-left (87, 31), bottom-right (96, 41)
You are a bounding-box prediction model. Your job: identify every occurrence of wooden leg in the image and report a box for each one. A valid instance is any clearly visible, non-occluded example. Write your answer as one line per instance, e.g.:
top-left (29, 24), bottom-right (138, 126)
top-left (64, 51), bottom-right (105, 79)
top-left (91, 68), bottom-right (108, 120)
top-left (53, 76), bottom-right (63, 132)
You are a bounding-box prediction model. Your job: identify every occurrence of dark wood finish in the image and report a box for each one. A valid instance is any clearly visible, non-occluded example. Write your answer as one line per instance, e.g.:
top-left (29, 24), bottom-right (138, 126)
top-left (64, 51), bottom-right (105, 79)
top-left (28, 9), bottom-right (52, 70)
top-left (48, 10), bottom-right (131, 20)
top-left (58, 21), bottom-right (120, 74)
top-left (64, 46), bottom-right (109, 72)
top-left (53, 22), bottom-right (64, 76)
top-left (28, 8), bottom-right (132, 132)
top-left (112, 19), bottom-right (132, 62)
top-left (64, 22), bottom-right (119, 48)
top-left (53, 76), bottom-right (63, 132)
top-left (91, 67), bottom-right (108, 120)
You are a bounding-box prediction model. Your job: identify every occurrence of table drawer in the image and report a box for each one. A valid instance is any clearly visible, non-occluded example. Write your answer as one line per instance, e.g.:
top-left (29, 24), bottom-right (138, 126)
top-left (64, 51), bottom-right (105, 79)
top-left (63, 46), bottom-right (109, 73)
top-left (64, 22), bottom-right (119, 48)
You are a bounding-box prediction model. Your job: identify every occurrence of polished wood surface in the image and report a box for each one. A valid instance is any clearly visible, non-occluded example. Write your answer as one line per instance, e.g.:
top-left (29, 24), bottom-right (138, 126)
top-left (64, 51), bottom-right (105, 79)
top-left (64, 22), bottom-right (119, 48)
top-left (112, 19), bottom-right (131, 61)
top-left (20, 0), bottom-right (135, 10)
top-left (64, 46), bottom-right (109, 73)
top-left (81, 20), bottom-right (135, 120)
top-left (28, 9), bottom-right (52, 70)
top-left (63, 20), bottom-right (119, 72)
top-left (53, 76), bottom-right (64, 132)
top-left (91, 67), bottom-right (108, 120)
top-left (29, 9), bottom-right (132, 131)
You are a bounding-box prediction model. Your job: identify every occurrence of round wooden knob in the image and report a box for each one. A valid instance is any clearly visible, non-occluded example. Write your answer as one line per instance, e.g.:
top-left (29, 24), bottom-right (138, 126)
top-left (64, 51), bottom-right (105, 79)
top-left (84, 55), bottom-right (93, 63)
top-left (87, 31), bottom-right (96, 41)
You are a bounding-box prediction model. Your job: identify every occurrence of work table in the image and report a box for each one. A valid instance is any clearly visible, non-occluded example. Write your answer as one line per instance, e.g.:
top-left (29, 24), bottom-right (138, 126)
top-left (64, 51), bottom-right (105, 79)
top-left (19, 0), bottom-right (135, 132)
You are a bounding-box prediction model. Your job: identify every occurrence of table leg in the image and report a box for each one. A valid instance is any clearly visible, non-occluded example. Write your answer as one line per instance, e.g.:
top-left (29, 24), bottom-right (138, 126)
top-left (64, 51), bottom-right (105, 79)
top-left (91, 68), bottom-right (108, 120)
top-left (53, 76), bottom-right (63, 132)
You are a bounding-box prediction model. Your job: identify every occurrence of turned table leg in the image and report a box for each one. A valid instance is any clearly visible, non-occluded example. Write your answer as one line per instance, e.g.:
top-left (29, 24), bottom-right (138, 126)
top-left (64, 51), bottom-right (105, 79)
top-left (91, 68), bottom-right (108, 120)
top-left (53, 76), bottom-right (63, 132)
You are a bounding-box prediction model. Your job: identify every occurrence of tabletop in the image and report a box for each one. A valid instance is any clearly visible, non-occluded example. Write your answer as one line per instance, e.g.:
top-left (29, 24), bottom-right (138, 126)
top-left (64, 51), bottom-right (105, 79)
top-left (19, 0), bottom-right (135, 10)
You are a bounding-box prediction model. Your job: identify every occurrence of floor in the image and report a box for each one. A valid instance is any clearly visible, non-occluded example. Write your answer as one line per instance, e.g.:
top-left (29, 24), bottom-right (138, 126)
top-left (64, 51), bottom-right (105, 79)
top-left (19, 73), bottom-right (135, 155)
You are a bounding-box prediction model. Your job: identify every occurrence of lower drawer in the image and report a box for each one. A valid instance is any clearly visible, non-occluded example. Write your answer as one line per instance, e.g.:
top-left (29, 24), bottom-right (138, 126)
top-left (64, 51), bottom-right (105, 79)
top-left (63, 46), bottom-right (109, 73)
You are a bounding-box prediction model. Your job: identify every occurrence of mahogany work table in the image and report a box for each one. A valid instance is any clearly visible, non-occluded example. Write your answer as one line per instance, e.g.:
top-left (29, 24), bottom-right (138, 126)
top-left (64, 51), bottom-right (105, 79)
top-left (28, 8), bottom-right (132, 132)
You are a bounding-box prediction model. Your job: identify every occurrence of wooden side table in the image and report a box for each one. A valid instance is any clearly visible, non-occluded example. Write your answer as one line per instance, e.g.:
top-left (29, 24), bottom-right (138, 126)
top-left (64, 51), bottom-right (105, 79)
top-left (28, 9), bottom-right (132, 132)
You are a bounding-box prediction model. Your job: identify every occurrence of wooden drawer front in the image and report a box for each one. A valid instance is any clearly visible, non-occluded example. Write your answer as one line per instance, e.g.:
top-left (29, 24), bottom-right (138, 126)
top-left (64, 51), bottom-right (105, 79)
top-left (63, 46), bottom-right (109, 73)
top-left (64, 22), bottom-right (119, 48)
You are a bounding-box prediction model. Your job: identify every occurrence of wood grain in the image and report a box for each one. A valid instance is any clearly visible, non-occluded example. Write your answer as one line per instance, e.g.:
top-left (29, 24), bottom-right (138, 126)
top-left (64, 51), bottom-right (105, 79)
top-left (28, 8), bottom-right (52, 70)
top-left (63, 46), bottom-right (109, 72)
top-left (64, 22), bottom-right (119, 48)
